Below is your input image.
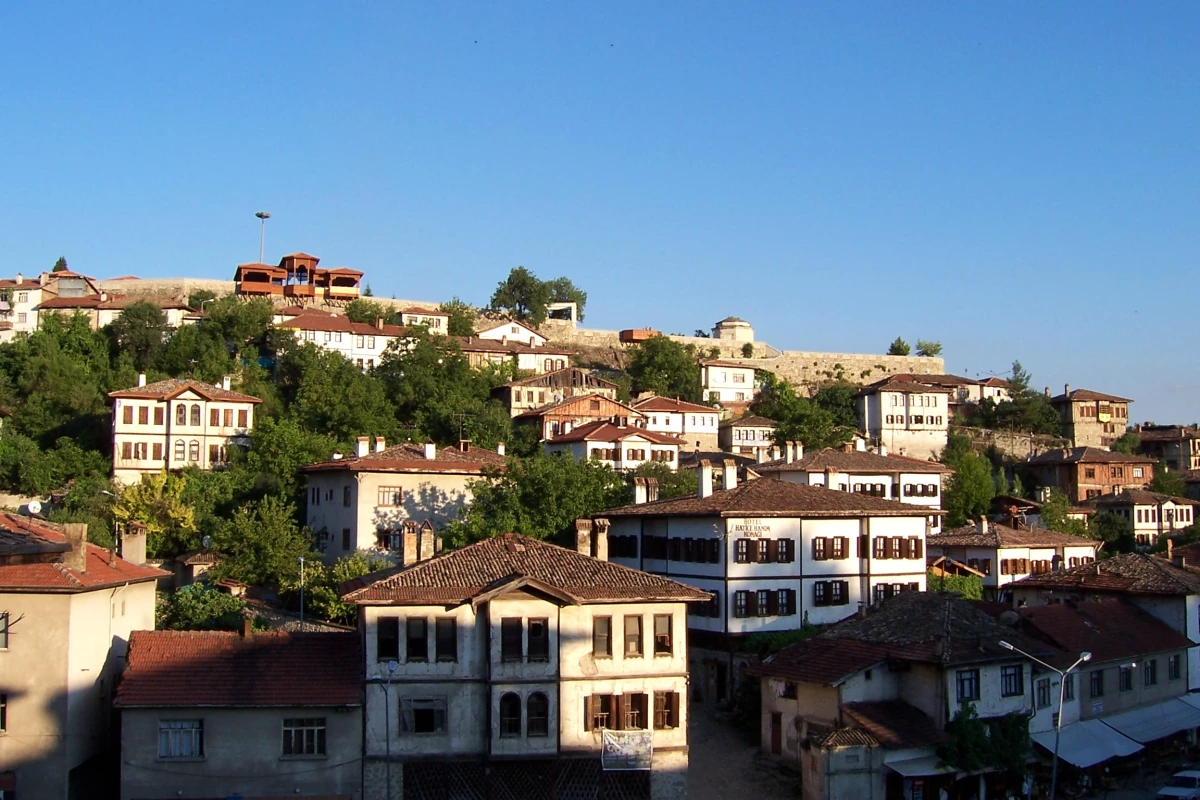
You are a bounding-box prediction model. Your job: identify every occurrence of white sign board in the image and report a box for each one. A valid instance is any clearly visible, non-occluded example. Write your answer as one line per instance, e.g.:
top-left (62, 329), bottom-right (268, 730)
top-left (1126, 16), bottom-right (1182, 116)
top-left (601, 729), bottom-right (653, 771)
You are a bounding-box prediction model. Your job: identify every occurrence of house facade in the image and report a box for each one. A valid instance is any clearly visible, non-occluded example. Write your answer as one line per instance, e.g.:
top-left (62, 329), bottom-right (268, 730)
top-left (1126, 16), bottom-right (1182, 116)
top-left (474, 319), bottom-right (547, 348)
top-left (601, 468), bottom-right (934, 705)
top-left (0, 515), bottom-right (165, 799)
top-left (1023, 447), bottom-right (1156, 502)
top-left (1048, 386), bottom-right (1132, 449)
top-left (276, 312), bottom-right (409, 370)
top-left (340, 530), bottom-right (708, 800)
top-left (1085, 489), bottom-right (1200, 547)
top-left (718, 415), bottom-right (777, 456)
top-left (494, 368), bottom-right (620, 418)
top-left (37, 293), bottom-right (194, 330)
top-left (516, 394), bottom-right (644, 441)
top-left (453, 336), bottom-right (573, 374)
top-left (302, 439), bottom-right (507, 564)
top-left (856, 378), bottom-right (952, 460)
top-left (699, 361), bottom-right (758, 407)
top-left (1135, 425), bottom-right (1200, 472)
top-left (632, 397), bottom-right (721, 452)
top-left (397, 307), bottom-right (449, 333)
top-left (115, 628), bottom-right (363, 800)
top-left (108, 376), bottom-right (261, 485)
top-left (544, 421), bottom-right (684, 472)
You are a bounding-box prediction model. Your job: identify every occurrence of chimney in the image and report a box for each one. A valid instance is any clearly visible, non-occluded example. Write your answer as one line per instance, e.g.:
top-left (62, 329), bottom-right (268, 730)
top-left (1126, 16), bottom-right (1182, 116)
top-left (424, 442), bottom-right (437, 460)
top-left (419, 521), bottom-right (435, 562)
top-left (645, 478), bottom-right (659, 503)
top-left (331, 452), bottom-right (343, 461)
top-left (120, 522), bottom-right (147, 566)
top-left (771, 446), bottom-right (781, 460)
top-left (137, 373), bottom-right (147, 387)
top-left (855, 438), bottom-right (867, 452)
top-left (593, 519), bottom-right (610, 561)
top-left (785, 442), bottom-right (795, 464)
top-left (825, 467), bottom-right (839, 489)
top-left (496, 441), bottom-right (505, 457)
top-left (795, 442), bottom-right (804, 460)
top-left (575, 519), bottom-right (593, 556)
top-left (878, 444), bottom-right (888, 457)
top-left (14, 272), bottom-right (21, 284)
top-left (979, 518), bottom-right (989, 535)
top-left (459, 440), bottom-right (470, 453)
top-left (403, 527), bottom-right (419, 566)
top-left (374, 437), bottom-right (387, 453)
top-left (634, 477), bottom-right (648, 504)
top-left (356, 436), bottom-right (370, 458)
top-left (1167, 538), bottom-right (1174, 560)
top-left (241, 618), bottom-right (253, 638)
top-left (221, 375), bottom-right (232, 391)
top-left (698, 460), bottom-right (714, 498)
top-left (1044, 387), bottom-right (1051, 397)
top-left (1064, 383), bottom-right (1071, 396)
top-left (723, 459), bottom-right (738, 491)
top-left (756, 447), bottom-right (769, 464)
top-left (63, 523), bottom-right (88, 572)
top-left (375, 316), bottom-right (384, 330)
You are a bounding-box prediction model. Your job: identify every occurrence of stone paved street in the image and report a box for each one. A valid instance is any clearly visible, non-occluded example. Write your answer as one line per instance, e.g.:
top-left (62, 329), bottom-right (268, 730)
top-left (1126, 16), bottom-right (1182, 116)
top-left (688, 702), bottom-right (799, 800)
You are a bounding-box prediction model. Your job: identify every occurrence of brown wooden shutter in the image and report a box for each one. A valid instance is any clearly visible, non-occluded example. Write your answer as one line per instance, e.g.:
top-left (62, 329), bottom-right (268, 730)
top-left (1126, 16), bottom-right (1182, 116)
top-left (615, 694), bottom-right (627, 730)
top-left (904, 538), bottom-right (914, 558)
top-left (747, 591), bottom-right (758, 616)
top-left (1000, 560), bottom-right (1009, 575)
top-left (767, 591), bottom-right (779, 616)
top-left (584, 696), bottom-right (594, 731)
top-left (710, 539), bottom-right (720, 563)
top-left (767, 539), bottom-right (779, 563)
top-left (668, 692), bottom-right (680, 728)
top-left (838, 537), bottom-right (849, 560)
top-left (914, 538), bottom-right (923, 558)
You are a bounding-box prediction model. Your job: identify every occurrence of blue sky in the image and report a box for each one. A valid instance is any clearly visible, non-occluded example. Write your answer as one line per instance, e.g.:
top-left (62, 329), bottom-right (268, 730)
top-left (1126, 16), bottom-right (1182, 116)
top-left (2, 3), bottom-right (1197, 422)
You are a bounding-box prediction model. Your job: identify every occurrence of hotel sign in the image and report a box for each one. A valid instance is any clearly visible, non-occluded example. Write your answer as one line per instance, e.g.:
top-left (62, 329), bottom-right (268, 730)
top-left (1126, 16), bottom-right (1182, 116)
top-left (730, 519), bottom-right (772, 538)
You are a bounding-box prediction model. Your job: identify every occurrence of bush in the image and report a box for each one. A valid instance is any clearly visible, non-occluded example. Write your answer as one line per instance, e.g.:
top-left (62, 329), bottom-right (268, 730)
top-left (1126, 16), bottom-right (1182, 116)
top-left (157, 584), bottom-right (249, 631)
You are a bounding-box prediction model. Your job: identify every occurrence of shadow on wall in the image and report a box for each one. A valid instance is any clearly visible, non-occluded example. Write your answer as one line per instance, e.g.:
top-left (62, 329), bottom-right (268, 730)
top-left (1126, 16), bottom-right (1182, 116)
top-left (371, 483), bottom-right (465, 535)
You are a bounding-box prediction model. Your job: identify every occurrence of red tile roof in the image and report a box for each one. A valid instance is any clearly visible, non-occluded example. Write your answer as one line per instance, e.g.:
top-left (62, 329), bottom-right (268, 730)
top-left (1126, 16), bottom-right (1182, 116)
top-left (859, 377), bottom-right (954, 396)
top-left (1085, 489), bottom-right (1200, 508)
top-left (1025, 447), bottom-right (1156, 466)
top-left (1050, 388), bottom-right (1132, 404)
top-left (719, 415), bottom-right (778, 429)
top-left (929, 521), bottom-right (1100, 549)
top-left (108, 378), bottom-right (262, 404)
top-left (842, 701), bottom-right (947, 749)
top-left (1017, 599), bottom-right (1192, 664)
top-left (1012, 552), bottom-right (1200, 597)
top-left (452, 336), bottom-right (572, 356)
top-left (632, 396), bottom-right (718, 414)
top-left (302, 442), bottom-right (507, 474)
top-left (502, 367), bottom-right (619, 391)
top-left (276, 313), bottom-right (409, 337)
top-left (341, 533), bottom-right (711, 606)
top-left (116, 630), bottom-right (361, 708)
top-left (603, 475), bottom-right (938, 519)
top-left (752, 448), bottom-right (952, 476)
top-left (547, 420), bottom-right (685, 446)
top-left (397, 306), bottom-right (449, 316)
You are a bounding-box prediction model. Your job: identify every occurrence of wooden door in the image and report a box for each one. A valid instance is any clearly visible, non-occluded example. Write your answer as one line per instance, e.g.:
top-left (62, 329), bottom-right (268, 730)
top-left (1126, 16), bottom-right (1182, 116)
top-left (770, 712), bottom-right (782, 755)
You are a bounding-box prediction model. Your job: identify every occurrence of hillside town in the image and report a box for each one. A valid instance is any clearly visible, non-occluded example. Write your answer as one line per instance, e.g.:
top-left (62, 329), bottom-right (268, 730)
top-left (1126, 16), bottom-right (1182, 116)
top-left (1, 254), bottom-right (1198, 800)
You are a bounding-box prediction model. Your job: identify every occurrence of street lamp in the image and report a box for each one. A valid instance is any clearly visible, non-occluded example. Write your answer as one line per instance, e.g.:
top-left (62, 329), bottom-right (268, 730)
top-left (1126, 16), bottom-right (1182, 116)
top-left (1000, 640), bottom-right (1092, 800)
top-left (255, 211), bottom-right (271, 263)
top-left (382, 659), bottom-right (398, 800)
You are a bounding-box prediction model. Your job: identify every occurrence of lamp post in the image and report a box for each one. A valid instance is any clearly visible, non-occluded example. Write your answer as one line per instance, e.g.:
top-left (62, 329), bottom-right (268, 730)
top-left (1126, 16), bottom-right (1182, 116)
top-left (255, 211), bottom-right (271, 263)
top-left (297, 556), bottom-right (304, 631)
top-left (383, 659), bottom-right (398, 800)
top-left (1000, 640), bottom-right (1092, 800)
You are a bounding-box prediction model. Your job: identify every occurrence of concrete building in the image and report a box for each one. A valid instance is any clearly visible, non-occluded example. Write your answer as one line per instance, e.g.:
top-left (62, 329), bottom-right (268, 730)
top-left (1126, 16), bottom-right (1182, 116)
top-left (699, 360), bottom-right (758, 407)
top-left (710, 316), bottom-right (754, 342)
top-left (1135, 424), bottom-right (1200, 472)
top-left (856, 377), bottom-right (952, 460)
top-left (234, 252), bottom-right (363, 302)
top-left (1083, 489), bottom-right (1200, 548)
top-left (107, 376), bottom-right (261, 485)
top-left (452, 336), bottom-right (573, 374)
top-left (115, 627), bottom-right (363, 800)
top-left (926, 519), bottom-right (1099, 598)
top-left (493, 367), bottom-right (620, 418)
top-left (0, 269), bottom-right (107, 333)
top-left (1048, 386), bottom-right (1133, 449)
top-left (275, 311), bottom-right (410, 370)
top-left (718, 415), bottom-right (778, 456)
top-left (544, 421), bottom-right (684, 472)
top-left (632, 396), bottom-right (722, 452)
top-left (474, 319), bottom-right (547, 348)
top-left (0, 514), bottom-right (166, 799)
top-left (302, 438), bottom-right (507, 564)
top-left (601, 467), bottom-right (935, 705)
top-left (37, 293), bottom-right (194, 330)
top-left (1023, 447), bottom-right (1156, 502)
top-left (516, 394), bottom-right (644, 441)
top-left (749, 444), bottom-right (952, 533)
top-left (902, 373), bottom-right (1011, 410)
top-left (396, 306), bottom-right (449, 333)
top-left (340, 530), bottom-right (708, 800)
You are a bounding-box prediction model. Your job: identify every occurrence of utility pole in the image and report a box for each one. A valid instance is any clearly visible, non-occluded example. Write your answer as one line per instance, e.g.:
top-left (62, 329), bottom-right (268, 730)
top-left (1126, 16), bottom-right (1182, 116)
top-left (255, 211), bottom-right (271, 263)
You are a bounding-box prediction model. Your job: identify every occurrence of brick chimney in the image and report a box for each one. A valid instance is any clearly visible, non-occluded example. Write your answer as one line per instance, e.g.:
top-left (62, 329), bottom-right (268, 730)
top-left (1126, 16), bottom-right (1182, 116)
top-left (575, 519), bottom-right (593, 556)
top-left (63, 523), bottom-right (88, 572)
top-left (418, 521), bottom-right (435, 562)
top-left (593, 519), bottom-right (609, 561)
top-left (698, 460), bottom-right (714, 499)
top-left (403, 526), bottom-right (419, 566)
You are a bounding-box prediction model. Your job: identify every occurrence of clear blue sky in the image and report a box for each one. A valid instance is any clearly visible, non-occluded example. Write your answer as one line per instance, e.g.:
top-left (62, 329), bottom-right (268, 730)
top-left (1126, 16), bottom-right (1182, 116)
top-left (2, 3), bottom-right (1197, 423)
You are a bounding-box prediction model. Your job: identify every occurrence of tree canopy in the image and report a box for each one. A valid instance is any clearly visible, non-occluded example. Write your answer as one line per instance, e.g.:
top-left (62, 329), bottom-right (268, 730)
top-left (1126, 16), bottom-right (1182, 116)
top-left (488, 267), bottom-right (587, 325)
top-left (626, 337), bottom-right (702, 403)
top-left (439, 298), bottom-right (477, 336)
top-left (915, 340), bottom-right (942, 357)
top-left (887, 337), bottom-right (911, 356)
top-left (748, 374), bottom-right (853, 451)
top-left (939, 433), bottom-right (995, 528)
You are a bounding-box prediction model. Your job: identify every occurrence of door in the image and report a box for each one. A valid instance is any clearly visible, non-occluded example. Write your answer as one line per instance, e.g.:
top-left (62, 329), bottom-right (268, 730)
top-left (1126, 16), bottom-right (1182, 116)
top-left (770, 712), bottom-right (782, 755)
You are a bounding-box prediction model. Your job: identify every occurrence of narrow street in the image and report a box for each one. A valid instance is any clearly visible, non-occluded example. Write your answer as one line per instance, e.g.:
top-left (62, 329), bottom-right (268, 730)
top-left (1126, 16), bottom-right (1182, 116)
top-left (688, 702), bottom-right (799, 800)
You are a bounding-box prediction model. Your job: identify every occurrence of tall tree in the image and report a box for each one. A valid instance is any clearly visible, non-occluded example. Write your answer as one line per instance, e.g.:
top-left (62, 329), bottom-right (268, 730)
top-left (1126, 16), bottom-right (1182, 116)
top-left (274, 340), bottom-right (398, 444)
top-left (107, 301), bottom-right (169, 371)
top-left (749, 374), bottom-right (853, 451)
top-left (52, 257), bottom-right (68, 272)
top-left (1151, 467), bottom-right (1187, 497)
top-left (811, 383), bottom-right (860, 431)
top-left (345, 299), bottom-right (397, 326)
top-left (187, 289), bottom-right (218, 311)
top-left (887, 337), bottom-right (911, 356)
top-left (112, 471), bottom-right (199, 558)
top-left (544, 276), bottom-right (588, 322)
top-left (205, 295), bottom-right (273, 361)
top-left (489, 266), bottom-right (553, 325)
top-left (916, 340), bottom-right (943, 357)
top-left (627, 337), bottom-right (702, 403)
top-left (631, 461), bottom-right (698, 500)
top-left (439, 298), bottom-right (477, 336)
top-left (209, 496), bottom-right (314, 588)
top-left (941, 450), bottom-right (995, 528)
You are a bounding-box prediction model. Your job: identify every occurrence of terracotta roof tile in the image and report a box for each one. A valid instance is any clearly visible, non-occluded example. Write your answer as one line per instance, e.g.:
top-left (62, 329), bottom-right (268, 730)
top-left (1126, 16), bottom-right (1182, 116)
top-left (808, 724), bottom-right (880, 748)
top-left (752, 448), bottom-right (952, 476)
top-left (276, 314), bottom-right (410, 337)
top-left (631, 397), bottom-right (717, 414)
top-left (502, 367), bottom-right (618, 391)
top-left (1085, 489), bottom-right (1200, 508)
top-left (116, 630), bottom-right (361, 708)
top-left (547, 420), bottom-right (684, 446)
top-left (1050, 388), bottom-right (1132, 404)
top-left (1025, 447), bottom-right (1156, 466)
top-left (303, 442), bottom-right (506, 474)
top-left (859, 377), bottom-right (954, 396)
top-left (108, 378), bottom-right (262, 404)
top-left (929, 521), bottom-right (1100, 549)
top-left (340, 533), bottom-right (710, 606)
top-left (719, 415), bottom-right (778, 429)
top-left (451, 336), bottom-right (571, 356)
top-left (1018, 599), bottom-right (1192, 664)
top-left (1012, 552), bottom-right (1200, 596)
top-left (1135, 426), bottom-right (1200, 443)
top-left (842, 701), bottom-right (947, 749)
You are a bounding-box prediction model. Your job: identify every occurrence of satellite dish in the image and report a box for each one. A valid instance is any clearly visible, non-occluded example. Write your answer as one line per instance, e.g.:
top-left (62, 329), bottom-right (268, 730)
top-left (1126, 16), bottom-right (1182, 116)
top-left (201, 535), bottom-right (212, 550)
top-left (26, 500), bottom-right (42, 515)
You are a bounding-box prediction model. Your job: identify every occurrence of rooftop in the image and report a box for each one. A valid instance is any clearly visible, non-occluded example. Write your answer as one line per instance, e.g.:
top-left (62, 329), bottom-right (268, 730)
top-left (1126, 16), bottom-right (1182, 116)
top-left (1012, 552), bottom-right (1200, 597)
top-left (501, 367), bottom-right (618, 391)
top-left (719, 415), bottom-right (778, 429)
top-left (547, 420), bottom-right (684, 446)
top-left (1024, 447), bottom-right (1156, 467)
top-left (1018, 599), bottom-right (1192, 665)
top-left (751, 448), bottom-right (952, 476)
top-left (632, 396), bottom-right (719, 414)
top-left (340, 533), bottom-right (711, 606)
top-left (451, 336), bottom-right (572, 356)
top-left (302, 442), bottom-right (507, 474)
top-left (929, 520), bottom-right (1100, 550)
top-left (115, 630), bottom-right (361, 708)
top-left (276, 312), bottom-right (409, 337)
top-left (1050, 388), bottom-right (1132, 404)
top-left (1136, 425), bottom-right (1200, 443)
top-left (108, 378), bottom-right (262, 404)
top-left (858, 377), bottom-right (953, 396)
top-left (842, 701), bottom-right (947, 749)
top-left (1085, 489), bottom-right (1200, 508)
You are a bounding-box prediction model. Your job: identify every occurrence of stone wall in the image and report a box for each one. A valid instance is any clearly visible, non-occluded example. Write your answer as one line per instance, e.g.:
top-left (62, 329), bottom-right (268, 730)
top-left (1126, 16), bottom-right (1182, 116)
top-left (952, 425), bottom-right (1070, 460)
top-left (96, 277), bottom-right (442, 312)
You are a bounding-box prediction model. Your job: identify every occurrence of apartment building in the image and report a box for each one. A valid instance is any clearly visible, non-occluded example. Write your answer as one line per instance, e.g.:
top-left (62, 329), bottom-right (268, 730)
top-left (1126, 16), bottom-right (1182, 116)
top-left (856, 377), bottom-right (952, 459)
top-left (1023, 447), bottom-right (1156, 502)
top-left (108, 376), bottom-right (261, 485)
top-left (1084, 489), bottom-right (1200, 548)
top-left (632, 396), bottom-right (721, 452)
top-left (1048, 385), bottom-right (1133, 448)
top-left (275, 311), bottom-right (409, 370)
top-left (302, 438), bottom-right (507, 564)
top-left (0, 515), bottom-right (165, 799)
top-left (340, 530), bottom-right (708, 800)
top-left (544, 421), bottom-right (684, 472)
top-left (601, 465), bottom-right (934, 704)
top-left (0, 269), bottom-right (104, 333)
top-left (493, 367), bottom-right (620, 418)
top-left (1135, 424), bottom-right (1200, 472)
top-left (699, 360), bottom-right (757, 407)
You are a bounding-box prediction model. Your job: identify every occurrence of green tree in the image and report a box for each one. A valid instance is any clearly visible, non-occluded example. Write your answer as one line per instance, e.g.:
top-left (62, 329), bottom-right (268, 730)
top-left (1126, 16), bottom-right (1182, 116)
top-left (749, 374), bottom-right (852, 451)
top-left (446, 452), bottom-right (631, 548)
top-left (1090, 512), bottom-right (1135, 553)
top-left (112, 471), bottom-right (199, 558)
top-left (236, 416), bottom-right (338, 505)
top-left (741, 342), bottom-right (754, 358)
top-left (887, 337), bottom-right (911, 356)
top-left (205, 295), bottom-right (274, 361)
top-left (972, 360), bottom-right (1063, 437)
top-left (927, 571), bottom-right (983, 599)
top-left (107, 300), bottom-right (169, 371)
top-left (811, 383), bottom-right (860, 432)
top-left (627, 337), bottom-right (701, 403)
top-left (1151, 467), bottom-right (1187, 497)
top-left (187, 289), bottom-right (218, 311)
top-left (631, 461), bottom-right (698, 500)
top-left (209, 496), bottom-right (314, 588)
top-left (489, 266), bottom-right (553, 325)
top-left (346, 298), bottom-right (397, 326)
top-left (53, 256), bottom-right (68, 272)
top-left (915, 340), bottom-right (942, 357)
top-left (159, 322), bottom-right (236, 382)
top-left (1039, 490), bottom-right (1088, 537)
top-left (302, 552), bottom-right (392, 624)
top-left (275, 340), bottom-right (398, 443)
top-left (544, 276), bottom-right (588, 322)
top-left (1111, 431), bottom-right (1140, 455)
top-left (942, 451), bottom-right (995, 528)
top-left (439, 298), bottom-right (477, 336)
top-left (157, 583), bottom-right (249, 631)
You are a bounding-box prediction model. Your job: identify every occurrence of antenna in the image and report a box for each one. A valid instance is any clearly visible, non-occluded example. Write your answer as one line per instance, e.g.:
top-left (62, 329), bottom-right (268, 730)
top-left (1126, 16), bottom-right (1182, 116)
top-left (201, 535), bottom-right (212, 551)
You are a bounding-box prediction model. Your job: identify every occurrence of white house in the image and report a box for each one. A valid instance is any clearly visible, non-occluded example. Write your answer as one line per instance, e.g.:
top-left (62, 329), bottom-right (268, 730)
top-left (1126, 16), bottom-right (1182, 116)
top-left (493, 367), bottom-right (620, 418)
top-left (302, 438), bottom-right (507, 564)
top-left (907, 374), bottom-right (1012, 410)
top-left (275, 312), bottom-right (410, 370)
top-left (107, 376), bottom-right (261, 485)
top-left (718, 415), bottom-right (778, 456)
top-left (397, 306), bottom-right (449, 333)
top-left (340, 529), bottom-right (708, 800)
top-left (1085, 489), bottom-right (1200, 548)
top-left (453, 336), bottom-right (574, 374)
top-left (699, 360), bottom-right (758, 407)
top-left (632, 396), bottom-right (722, 452)
top-left (0, 274), bottom-right (48, 333)
top-left (544, 421), bottom-right (684, 472)
top-left (474, 319), bottom-right (547, 348)
top-left (601, 467), bottom-right (935, 704)
top-left (856, 377), bottom-right (952, 460)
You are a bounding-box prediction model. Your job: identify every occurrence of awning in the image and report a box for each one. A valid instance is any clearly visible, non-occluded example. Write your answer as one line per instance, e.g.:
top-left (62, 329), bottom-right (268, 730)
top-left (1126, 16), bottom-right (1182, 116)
top-left (1099, 697), bottom-right (1200, 744)
top-left (1031, 719), bottom-right (1143, 768)
top-left (886, 755), bottom-right (957, 777)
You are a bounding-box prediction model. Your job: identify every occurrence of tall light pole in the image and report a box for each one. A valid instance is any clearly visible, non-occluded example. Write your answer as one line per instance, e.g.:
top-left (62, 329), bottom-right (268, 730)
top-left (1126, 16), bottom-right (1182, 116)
top-left (383, 660), bottom-right (398, 800)
top-left (255, 211), bottom-right (271, 263)
top-left (298, 556), bottom-right (305, 631)
top-left (1000, 641), bottom-right (1093, 800)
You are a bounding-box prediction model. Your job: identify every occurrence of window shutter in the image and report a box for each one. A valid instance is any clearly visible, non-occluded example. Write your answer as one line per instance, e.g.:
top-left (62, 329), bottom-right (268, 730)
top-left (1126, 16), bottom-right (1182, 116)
top-left (584, 696), bottom-right (594, 731)
top-left (615, 694), bottom-right (627, 731)
top-left (710, 539), bottom-right (720, 563)
top-left (668, 692), bottom-right (680, 728)
top-left (914, 538), bottom-right (923, 558)
top-left (767, 539), bottom-right (779, 563)
top-left (1000, 560), bottom-right (1009, 575)
top-left (838, 580), bottom-right (849, 605)
top-left (767, 591), bottom-right (779, 616)
top-left (747, 591), bottom-right (758, 616)
top-left (838, 537), bottom-right (849, 560)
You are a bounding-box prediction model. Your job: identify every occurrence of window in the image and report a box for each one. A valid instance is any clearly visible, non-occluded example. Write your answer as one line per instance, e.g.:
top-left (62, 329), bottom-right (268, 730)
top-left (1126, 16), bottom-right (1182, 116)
top-left (654, 691), bottom-right (680, 729)
top-left (831, 537), bottom-right (847, 559)
top-left (377, 618), bottom-right (399, 661)
top-left (956, 669), bottom-right (980, 702)
top-left (654, 615), bottom-right (672, 656)
top-left (122, 441), bottom-right (132, 460)
top-left (137, 405), bottom-right (149, 425)
top-left (0, 612), bottom-right (7, 649)
top-left (624, 616), bottom-right (643, 657)
top-left (189, 404), bottom-right (201, 426)
top-left (237, 409), bottom-right (248, 427)
top-left (210, 408), bottom-right (220, 427)
top-left (501, 618), bottom-right (523, 662)
top-left (342, 528), bottom-right (351, 550)
top-left (122, 405), bottom-right (134, 425)
top-left (873, 537), bottom-right (887, 559)
top-left (777, 538), bottom-right (795, 562)
top-left (756, 589), bottom-right (771, 617)
top-left (406, 618), bottom-right (428, 662)
top-left (282, 718), bottom-right (326, 756)
top-left (623, 693), bottom-right (649, 730)
top-left (400, 698), bottom-right (447, 734)
top-left (735, 539), bottom-right (751, 563)
top-left (154, 406), bottom-right (164, 425)
top-left (343, 486), bottom-right (352, 507)
top-left (1134, 467), bottom-right (1144, 478)
top-left (159, 719), bottom-right (204, 758)
top-left (378, 486), bottom-right (403, 507)
top-left (436, 619), bottom-right (457, 663)
top-left (778, 588), bottom-right (798, 615)
top-left (0, 693), bottom-right (5, 732)
top-left (1036, 678), bottom-right (1051, 709)
top-left (829, 582), bottom-right (847, 606)
top-left (812, 537), bottom-right (827, 560)
top-left (585, 694), bottom-right (615, 731)
top-left (593, 616), bottom-right (612, 657)
top-left (223, 409), bottom-right (233, 427)
top-left (527, 692), bottom-right (549, 737)
top-left (1085, 468), bottom-right (1096, 479)
top-left (1000, 665), bottom-right (1024, 697)
top-left (175, 404), bottom-right (187, 425)
top-left (734, 590), bottom-right (750, 617)
top-left (499, 693), bottom-right (522, 738)
top-left (1119, 666), bottom-right (1133, 692)
top-left (1170, 654), bottom-right (1182, 681)
top-left (1090, 670), bottom-right (1104, 698)
top-left (1144, 659), bottom-right (1158, 687)
top-left (208, 444), bottom-right (223, 464)
top-left (814, 581), bottom-right (829, 606)
top-left (528, 618), bottom-right (550, 662)
top-left (188, 439), bottom-right (200, 462)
